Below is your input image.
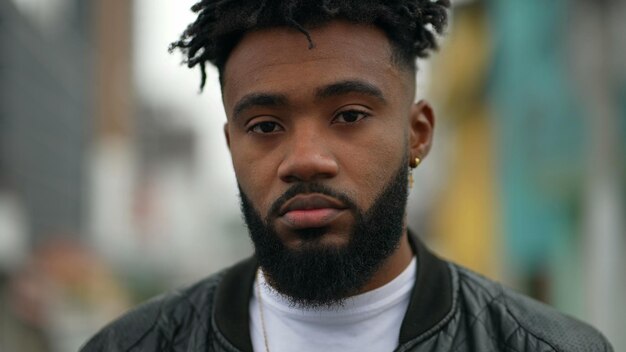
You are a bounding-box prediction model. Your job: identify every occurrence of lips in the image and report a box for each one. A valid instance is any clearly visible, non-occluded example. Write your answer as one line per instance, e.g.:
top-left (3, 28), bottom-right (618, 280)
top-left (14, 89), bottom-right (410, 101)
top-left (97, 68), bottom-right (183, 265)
top-left (278, 194), bottom-right (348, 229)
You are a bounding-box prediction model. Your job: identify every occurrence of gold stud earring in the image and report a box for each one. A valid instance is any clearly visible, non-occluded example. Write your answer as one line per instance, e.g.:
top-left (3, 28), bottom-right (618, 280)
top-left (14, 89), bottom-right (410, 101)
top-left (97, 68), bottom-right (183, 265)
top-left (409, 157), bottom-right (421, 189)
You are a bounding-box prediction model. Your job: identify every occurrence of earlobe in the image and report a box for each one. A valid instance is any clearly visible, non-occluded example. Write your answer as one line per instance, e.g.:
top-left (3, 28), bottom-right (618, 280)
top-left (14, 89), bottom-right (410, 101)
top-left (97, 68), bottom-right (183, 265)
top-left (408, 100), bottom-right (435, 162)
top-left (224, 122), bottom-right (231, 151)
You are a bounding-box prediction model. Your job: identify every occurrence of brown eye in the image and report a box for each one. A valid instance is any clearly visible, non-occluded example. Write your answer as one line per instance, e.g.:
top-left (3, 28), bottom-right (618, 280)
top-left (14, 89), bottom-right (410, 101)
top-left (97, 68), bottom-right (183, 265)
top-left (250, 121), bottom-right (282, 134)
top-left (333, 110), bottom-right (369, 124)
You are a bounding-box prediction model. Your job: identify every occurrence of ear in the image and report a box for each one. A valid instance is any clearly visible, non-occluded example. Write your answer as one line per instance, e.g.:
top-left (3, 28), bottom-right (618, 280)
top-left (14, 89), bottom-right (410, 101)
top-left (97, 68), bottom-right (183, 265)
top-left (224, 122), bottom-right (231, 151)
top-left (408, 100), bottom-right (435, 163)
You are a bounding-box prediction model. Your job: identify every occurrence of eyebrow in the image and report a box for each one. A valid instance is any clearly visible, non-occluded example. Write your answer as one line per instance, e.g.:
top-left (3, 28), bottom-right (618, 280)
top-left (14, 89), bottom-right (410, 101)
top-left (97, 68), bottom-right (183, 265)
top-left (231, 80), bottom-right (386, 121)
top-left (232, 93), bottom-right (288, 120)
top-left (315, 80), bottom-right (387, 104)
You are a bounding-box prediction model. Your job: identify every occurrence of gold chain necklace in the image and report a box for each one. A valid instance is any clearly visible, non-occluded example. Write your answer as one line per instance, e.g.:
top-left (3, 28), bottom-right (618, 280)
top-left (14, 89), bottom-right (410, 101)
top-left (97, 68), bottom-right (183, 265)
top-left (255, 269), bottom-right (271, 352)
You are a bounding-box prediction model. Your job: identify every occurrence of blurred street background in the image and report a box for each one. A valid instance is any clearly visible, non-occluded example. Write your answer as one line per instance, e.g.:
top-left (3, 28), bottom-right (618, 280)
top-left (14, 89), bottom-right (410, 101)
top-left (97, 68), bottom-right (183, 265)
top-left (0, 0), bottom-right (624, 351)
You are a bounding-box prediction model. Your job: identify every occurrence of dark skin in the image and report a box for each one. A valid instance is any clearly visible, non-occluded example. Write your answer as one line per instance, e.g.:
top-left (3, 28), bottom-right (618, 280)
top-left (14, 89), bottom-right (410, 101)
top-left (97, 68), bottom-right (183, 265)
top-left (223, 21), bottom-right (435, 293)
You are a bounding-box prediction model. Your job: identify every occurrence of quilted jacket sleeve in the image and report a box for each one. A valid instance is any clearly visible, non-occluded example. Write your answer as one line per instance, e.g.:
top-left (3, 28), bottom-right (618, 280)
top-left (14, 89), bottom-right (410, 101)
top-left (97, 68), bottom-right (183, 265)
top-left (79, 274), bottom-right (223, 352)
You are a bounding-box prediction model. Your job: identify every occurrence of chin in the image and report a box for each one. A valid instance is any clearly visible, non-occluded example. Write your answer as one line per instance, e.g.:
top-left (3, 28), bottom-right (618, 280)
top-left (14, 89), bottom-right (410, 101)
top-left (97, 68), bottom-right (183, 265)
top-left (276, 218), bottom-right (355, 249)
top-left (277, 227), bottom-right (352, 250)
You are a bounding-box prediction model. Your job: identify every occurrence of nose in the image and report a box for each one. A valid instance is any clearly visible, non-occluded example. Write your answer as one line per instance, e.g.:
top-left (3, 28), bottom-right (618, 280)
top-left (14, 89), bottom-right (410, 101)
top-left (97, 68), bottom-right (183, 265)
top-left (277, 126), bottom-right (339, 183)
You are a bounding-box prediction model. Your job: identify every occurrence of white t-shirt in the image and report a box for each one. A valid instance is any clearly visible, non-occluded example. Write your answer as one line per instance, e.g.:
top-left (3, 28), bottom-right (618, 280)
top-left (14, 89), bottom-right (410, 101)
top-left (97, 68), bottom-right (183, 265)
top-left (249, 257), bottom-right (417, 352)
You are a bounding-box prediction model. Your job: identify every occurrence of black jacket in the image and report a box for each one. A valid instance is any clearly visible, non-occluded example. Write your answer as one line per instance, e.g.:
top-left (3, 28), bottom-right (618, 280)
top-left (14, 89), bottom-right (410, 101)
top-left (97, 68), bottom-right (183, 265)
top-left (81, 234), bottom-right (612, 351)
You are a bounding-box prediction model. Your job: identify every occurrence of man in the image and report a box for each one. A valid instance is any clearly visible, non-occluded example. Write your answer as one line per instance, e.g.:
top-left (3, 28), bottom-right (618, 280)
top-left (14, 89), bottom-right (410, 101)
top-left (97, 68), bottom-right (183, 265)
top-left (82, 1), bottom-right (612, 351)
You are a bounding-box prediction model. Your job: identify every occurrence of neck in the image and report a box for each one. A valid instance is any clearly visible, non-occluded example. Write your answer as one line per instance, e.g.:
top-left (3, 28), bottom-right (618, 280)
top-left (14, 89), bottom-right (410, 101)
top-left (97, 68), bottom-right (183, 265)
top-left (359, 230), bottom-right (413, 293)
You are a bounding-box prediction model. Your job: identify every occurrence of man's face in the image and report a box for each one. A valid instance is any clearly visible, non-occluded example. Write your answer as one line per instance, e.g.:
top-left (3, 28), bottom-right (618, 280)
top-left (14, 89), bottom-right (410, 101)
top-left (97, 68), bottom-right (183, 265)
top-left (222, 21), bottom-right (433, 304)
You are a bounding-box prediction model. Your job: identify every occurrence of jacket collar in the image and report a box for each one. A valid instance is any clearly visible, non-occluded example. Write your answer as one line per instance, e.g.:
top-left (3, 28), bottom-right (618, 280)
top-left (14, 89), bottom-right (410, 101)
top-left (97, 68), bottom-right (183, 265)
top-left (213, 231), bottom-right (453, 351)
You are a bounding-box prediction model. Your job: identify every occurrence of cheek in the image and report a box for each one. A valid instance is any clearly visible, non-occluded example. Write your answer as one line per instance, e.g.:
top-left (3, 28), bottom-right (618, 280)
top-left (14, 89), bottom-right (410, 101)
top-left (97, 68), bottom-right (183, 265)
top-left (230, 142), bottom-right (279, 214)
top-left (338, 123), bottom-right (408, 208)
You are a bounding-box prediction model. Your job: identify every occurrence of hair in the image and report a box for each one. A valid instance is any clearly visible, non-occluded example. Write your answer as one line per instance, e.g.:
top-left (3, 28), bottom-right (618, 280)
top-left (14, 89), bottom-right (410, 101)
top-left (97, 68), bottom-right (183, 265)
top-left (169, 0), bottom-right (451, 90)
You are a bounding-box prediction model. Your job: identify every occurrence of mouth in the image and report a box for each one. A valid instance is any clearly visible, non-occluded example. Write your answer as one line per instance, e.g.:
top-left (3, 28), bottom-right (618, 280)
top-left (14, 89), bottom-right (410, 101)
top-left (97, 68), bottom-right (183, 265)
top-left (278, 193), bottom-right (349, 230)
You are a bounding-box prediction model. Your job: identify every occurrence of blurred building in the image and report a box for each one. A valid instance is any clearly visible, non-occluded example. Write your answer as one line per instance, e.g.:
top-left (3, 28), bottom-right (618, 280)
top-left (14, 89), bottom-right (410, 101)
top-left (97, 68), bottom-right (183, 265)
top-left (429, 1), bottom-right (625, 348)
top-left (0, 2), bottom-right (102, 351)
top-left (0, 0), bottom-right (92, 248)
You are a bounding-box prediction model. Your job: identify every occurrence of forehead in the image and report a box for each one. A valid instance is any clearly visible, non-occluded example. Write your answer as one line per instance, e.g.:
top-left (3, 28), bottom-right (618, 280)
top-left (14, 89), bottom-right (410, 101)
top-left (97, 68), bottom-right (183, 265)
top-left (222, 21), bottom-right (411, 113)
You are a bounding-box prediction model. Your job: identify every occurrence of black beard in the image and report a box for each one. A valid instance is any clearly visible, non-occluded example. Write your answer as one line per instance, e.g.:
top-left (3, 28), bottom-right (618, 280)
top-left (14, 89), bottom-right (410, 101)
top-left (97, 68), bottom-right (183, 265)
top-left (239, 159), bottom-right (409, 308)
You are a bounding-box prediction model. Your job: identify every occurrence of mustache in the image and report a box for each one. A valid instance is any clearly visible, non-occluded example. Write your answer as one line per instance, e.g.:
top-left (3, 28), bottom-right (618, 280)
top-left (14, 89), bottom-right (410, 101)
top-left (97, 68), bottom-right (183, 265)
top-left (267, 183), bottom-right (357, 220)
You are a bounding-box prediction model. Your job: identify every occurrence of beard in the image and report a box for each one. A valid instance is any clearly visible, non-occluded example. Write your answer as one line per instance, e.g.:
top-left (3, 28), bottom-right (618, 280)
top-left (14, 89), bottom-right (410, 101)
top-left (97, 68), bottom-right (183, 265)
top-left (239, 157), bottom-right (409, 308)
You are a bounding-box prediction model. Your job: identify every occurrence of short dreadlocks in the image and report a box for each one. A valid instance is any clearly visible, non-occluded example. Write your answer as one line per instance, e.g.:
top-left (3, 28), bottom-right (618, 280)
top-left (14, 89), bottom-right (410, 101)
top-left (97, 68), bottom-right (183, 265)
top-left (170, 0), bottom-right (451, 90)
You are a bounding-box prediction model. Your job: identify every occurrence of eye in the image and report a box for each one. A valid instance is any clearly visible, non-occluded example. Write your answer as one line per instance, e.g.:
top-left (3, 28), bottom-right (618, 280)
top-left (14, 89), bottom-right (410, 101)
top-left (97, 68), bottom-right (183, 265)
top-left (248, 121), bottom-right (283, 134)
top-left (333, 110), bottom-right (369, 124)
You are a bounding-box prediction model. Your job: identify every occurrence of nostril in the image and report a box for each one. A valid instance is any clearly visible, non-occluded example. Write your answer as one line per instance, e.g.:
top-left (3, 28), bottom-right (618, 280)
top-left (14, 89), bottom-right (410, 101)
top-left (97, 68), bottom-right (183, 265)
top-left (277, 154), bottom-right (339, 183)
top-left (281, 174), bottom-right (299, 183)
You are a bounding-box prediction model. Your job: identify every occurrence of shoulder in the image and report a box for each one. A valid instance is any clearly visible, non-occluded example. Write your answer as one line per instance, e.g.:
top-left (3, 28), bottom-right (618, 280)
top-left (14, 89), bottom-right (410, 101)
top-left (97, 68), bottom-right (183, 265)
top-left (453, 265), bottom-right (613, 352)
top-left (79, 269), bottom-right (226, 352)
